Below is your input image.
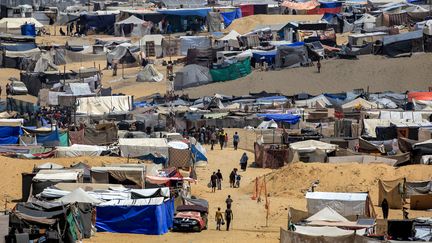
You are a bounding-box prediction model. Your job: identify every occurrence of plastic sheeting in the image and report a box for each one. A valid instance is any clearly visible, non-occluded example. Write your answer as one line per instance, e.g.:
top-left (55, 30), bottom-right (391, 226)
top-left (257, 113), bottom-right (301, 124)
top-left (76, 96), bottom-right (132, 115)
top-left (119, 138), bottom-right (169, 158)
top-left (306, 192), bottom-right (368, 217)
top-left (36, 130), bottom-right (60, 147)
top-left (275, 45), bottom-right (309, 68)
top-left (136, 65), bottom-right (164, 82)
top-left (281, 0), bottom-right (320, 10)
top-left (210, 58), bottom-right (252, 82)
top-left (56, 144), bottom-right (108, 157)
top-left (179, 36), bottom-right (211, 56)
top-left (174, 64), bottom-right (212, 90)
top-left (0, 126), bottom-right (22, 145)
top-left (96, 198), bottom-right (174, 235)
top-left (156, 8), bottom-right (212, 17)
top-left (221, 9), bottom-right (242, 27)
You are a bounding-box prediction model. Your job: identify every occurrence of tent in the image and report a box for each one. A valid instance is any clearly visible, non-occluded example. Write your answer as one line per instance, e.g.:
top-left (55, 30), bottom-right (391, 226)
top-left (341, 98), bottom-right (378, 110)
top-left (137, 64), bottom-right (164, 82)
top-left (295, 94), bottom-right (332, 108)
top-left (306, 206), bottom-right (349, 222)
top-left (306, 192), bottom-right (373, 217)
top-left (257, 119), bottom-right (278, 129)
top-left (58, 188), bottom-right (102, 204)
top-left (135, 34), bottom-right (164, 58)
top-left (218, 30), bottom-right (241, 48)
top-left (0, 18), bottom-right (43, 34)
top-left (96, 198), bottom-right (174, 235)
top-left (257, 113), bottom-right (301, 124)
top-left (174, 64), bottom-right (212, 90)
top-left (353, 13), bottom-right (377, 30)
top-left (289, 140), bottom-right (338, 153)
top-left (90, 166), bottom-right (147, 187)
top-left (76, 96), bottom-right (133, 115)
top-left (0, 125), bottom-right (23, 145)
top-left (383, 30), bottom-right (424, 57)
top-left (210, 58), bottom-right (252, 82)
top-left (179, 36), bottom-right (211, 56)
top-left (378, 178), bottom-right (405, 209)
top-left (79, 14), bottom-right (116, 35)
top-left (107, 45), bottom-right (138, 66)
top-left (115, 16), bottom-right (152, 37)
top-left (32, 170), bottom-right (83, 196)
top-left (55, 144), bottom-right (109, 157)
top-left (118, 138), bottom-right (169, 158)
top-left (275, 45), bottom-right (310, 68)
top-left (156, 7), bottom-right (212, 18)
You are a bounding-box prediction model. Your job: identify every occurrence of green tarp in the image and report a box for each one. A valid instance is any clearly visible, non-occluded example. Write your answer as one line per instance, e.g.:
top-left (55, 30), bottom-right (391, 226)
top-left (210, 58), bottom-right (251, 82)
top-left (59, 132), bottom-right (69, 147)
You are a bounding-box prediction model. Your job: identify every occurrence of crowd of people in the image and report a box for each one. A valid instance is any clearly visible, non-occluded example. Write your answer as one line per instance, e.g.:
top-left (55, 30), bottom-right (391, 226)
top-left (184, 127), bottom-right (241, 151)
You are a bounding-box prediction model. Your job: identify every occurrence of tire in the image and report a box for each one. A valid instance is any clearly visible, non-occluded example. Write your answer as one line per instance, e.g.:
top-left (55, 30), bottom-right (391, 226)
top-left (194, 226), bottom-right (201, 232)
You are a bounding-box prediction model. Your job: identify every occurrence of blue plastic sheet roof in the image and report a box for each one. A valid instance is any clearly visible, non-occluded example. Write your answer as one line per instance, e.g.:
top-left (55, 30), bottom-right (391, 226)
top-left (257, 113), bottom-right (301, 124)
top-left (156, 8), bottom-right (212, 17)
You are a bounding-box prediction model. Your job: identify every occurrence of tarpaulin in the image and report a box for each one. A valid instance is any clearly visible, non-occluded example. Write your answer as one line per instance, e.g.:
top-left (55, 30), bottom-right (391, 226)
top-left (240, 4), bottom-right (254, 17)
top-left (307, 1), bottom-right (342, 14)
top-left (408, 92), bottom-right (432, 101)
top-left (156, 8), bottom-right (212, 17)
top-left (221, 9), bottom-right (242, 27)
top-left (210, 58), bottom-right (252, 82)
top-left (80, 14), bottom-right (116, 34)
top-left (0, 126), bottom-right (22, 145)
top-left (138, 153), bottom-right (167, 165)
top-left (36, 130), bottom-right (60, 147)
top-left (59, 131), bottom-right (69, 146)
top-left (191, 144), bottom-right (208, 162)
top-left (69, 129), bottom-right (85, 145)
top-left (257, 113), bottom-right (301, 124)
top-left (281, 0), bottom-right (320, 10)
top-left (0, 43), bottom-right (37, 52)
top-left (83, 126), bottom-right (118, 146)
top-left (96, 199), bottom-right (174, 235)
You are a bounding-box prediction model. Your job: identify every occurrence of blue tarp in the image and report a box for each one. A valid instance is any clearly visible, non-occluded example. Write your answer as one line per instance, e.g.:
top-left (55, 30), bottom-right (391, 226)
top-left (324, 93), bottom-right (347, 100)
top-left (257, 113), bottom-right (301, 124)
top-left (0, 43), bottom-right (37, 51)
top-left (191, 144), bottom-right (207, 162)
top-left (96, 199), bottom-right (175, 235)
top-left (36, 130), bottom-right (60, 147)
top-left (138, 153), bottom-right (168, 165)
top-left (221, 8), bottom-right (242, 27)
top-left (252, 50), bottom-right (276, 65)
top-left (156, 8), bottom-right (212, 17)
top-left (319, 1), bottom-right (342, 8)
top-left (21, 23), bottom-right (36, 37)
top-left (0, 126), bottom-right (22, 145)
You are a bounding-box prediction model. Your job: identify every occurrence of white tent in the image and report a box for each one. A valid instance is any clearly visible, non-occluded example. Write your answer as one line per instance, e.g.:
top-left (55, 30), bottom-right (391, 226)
top-left (56, 144), bottom-right (109, 158)
top-left (294, 225), bottom-right (366, 237)
top-left (306, 206), bottom-right (349, 222)
top-left (0, 17), bottom-right (43, 34)
top-left (174, 64), bottom-right (212, 90)
top-left (118, 138), bottom-right (169, 158)
top-left (219, 30), bottom-right (241, 48)
top-left (37, 162), bottom-right (64, 169)
top-left (306, 192), bottom-right (369, 217)
top-left (289, 140), bottom-right (338, 153)
top-left (135, 34), bottom-right (164, 58)
top-left (136, 64), bottom-right (164, 82)
top-left (114, 15), bottom-right (151, 37)
top-left (295, 94), bottom-right (331, 108)
top-left (58, 188), bottom-right (102, 204)
top-left (341, 97), bottom-right (378, 110)
top-left (353, 13), bottom-right (377, 29)
top-left (76, 96), bottom-right (132, 115)
top-left (257, 119), bottom-right (278, 129)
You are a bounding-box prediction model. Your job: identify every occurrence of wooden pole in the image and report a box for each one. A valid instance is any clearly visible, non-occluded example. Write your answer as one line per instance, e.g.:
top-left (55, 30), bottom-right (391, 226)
top-left (264, 175), bottom-right (269, 227)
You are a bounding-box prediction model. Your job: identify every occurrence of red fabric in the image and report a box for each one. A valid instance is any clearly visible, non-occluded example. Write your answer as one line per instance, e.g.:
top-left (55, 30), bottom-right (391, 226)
top-left (32, 150), bottom-right (56, 158)
top-left (307, 7), bottom-right (341, 14)
top-left (408, 92), bottom-right (432, 101)
top-left (240, 4), bottom-right (254, 17)
top-left (281, 0), bottom-right (319, 10)
top-left (68, 129), bottom-right (85, 144)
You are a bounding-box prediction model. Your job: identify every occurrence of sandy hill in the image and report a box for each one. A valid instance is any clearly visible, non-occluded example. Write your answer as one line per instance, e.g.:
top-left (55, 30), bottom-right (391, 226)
top-left (226, 14), bottom-right (323, 35)
top-left (252, 162), bottom-right (432, 205)
top-left (180, 53), bottom-right (432, 98)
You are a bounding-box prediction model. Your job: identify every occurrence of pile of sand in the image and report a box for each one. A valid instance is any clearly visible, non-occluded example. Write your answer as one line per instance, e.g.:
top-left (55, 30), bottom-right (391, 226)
top-left (226, 14), bottom-right (323, 35)
top-left (253, 162), bottom-right (432, 203)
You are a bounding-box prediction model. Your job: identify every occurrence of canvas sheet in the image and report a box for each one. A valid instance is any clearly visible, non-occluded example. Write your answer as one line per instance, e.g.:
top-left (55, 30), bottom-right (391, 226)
top-left (378, 178), bottom-right (404, 209)
top-left (83, 126), bottom-right (118, 146)
top-left (119, 138), bottom-right (169, 158)
top-left (280, 228), bottom-right (382, 243)
top-left (275, 45), bottom-right (309, 68)
top-left (76, 96), bottom-right (132, 115)
top-left (69, 129), bottom-right (85, 145)
top-left (56, 144), bottom-right (108, 157)
top-left (179, 36), bottom-right (211, 56)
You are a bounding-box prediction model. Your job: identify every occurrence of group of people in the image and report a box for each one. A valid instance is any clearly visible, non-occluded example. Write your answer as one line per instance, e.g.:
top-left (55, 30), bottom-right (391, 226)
top-left (215, 195), bottom-right (234, 231)
top-left (184, 127), bottom-right (240, 151)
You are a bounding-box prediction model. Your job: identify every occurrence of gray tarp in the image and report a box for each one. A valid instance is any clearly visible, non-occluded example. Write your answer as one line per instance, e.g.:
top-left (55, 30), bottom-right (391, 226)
top-left (275, 45), bottom-right (309, 68)
top-left (207, 12), bottom-right (222, 32)
top-left (179, 36), bottom-right (211, 56)
top-left (174, 64), bottom-right (212, 90)
top-left (107, 45), bottom-right (137, 65)
top-left (136, 64), bottom-right (164, 82)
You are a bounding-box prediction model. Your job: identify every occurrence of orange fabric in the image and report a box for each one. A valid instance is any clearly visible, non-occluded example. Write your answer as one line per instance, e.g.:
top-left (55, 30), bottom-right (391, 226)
top-left (281, 0), bottom-right (320, 10)
top-left (408, 92), bottom-right (432, 101)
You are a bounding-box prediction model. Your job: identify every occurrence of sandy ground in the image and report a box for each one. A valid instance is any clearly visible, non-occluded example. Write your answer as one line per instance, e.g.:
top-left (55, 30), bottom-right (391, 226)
top-left (1, 146), bottom-right (432, 242)
top-left (180, 53), bottom-right (432, 98)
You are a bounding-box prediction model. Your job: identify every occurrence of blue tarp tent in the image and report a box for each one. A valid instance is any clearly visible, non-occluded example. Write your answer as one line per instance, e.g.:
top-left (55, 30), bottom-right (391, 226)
top-left (191, 144), bottom-right (207, 162)
top-left (36, 129), bottom-right (60, 147)
top-left (156, 8), bottom-right (212, 17)
top-left (0, 126), bottom-right (22, 144)
top-left (96, 198), bottom-right (175, 235)
top-left (220, 8), bottom-right (242, 27)
top-left (80, 14), bottom-right (116, 34)
top-left (252, 50), bottom-right (277, 65)
top-left (257, 113), bottom-right (301, 124)
top-left (21, 23), bottom-right (36, 36)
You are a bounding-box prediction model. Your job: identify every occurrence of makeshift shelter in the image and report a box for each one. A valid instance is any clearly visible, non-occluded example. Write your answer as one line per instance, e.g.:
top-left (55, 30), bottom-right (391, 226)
top-left (280, 228), bottom-right (379, 243)
top-left (58, 188), bottom-right (102, 204)
top-left (76, 96), bottom-right (133, 115)
top-left (114, 16), bottom-right (152, 37)
top-left (210, 58), bottom-right (252, 82)
top-left (257, 119), bottom-right (278, 129)
top-left (218, 30), bottom-right (241, 48)
top-left (341, 97), bottom-right (378, 110)
top-left (56, 144), bottom-right (109, 157)
top-left (137, 64), bottom-right (164, 82)
top-left (31, 170), bottom-right (83, 196)
top-left (118, 138), bottom-right (169, 158)
top-left (353, 13), bottom-right (378, 30)
top-left (107, 45), bottom-right (138, 66)
top-left (295, 94), bottom-right (332, 108)
top-left (174, 64), bottom-right (212, 90)
top-left (378, 178), bottom-right (405, 209)
top-left (78, 14), bottom-right (116, 35)
top-left (0, 18), bottom-right (43, 34)
top-left (96, 198), bottom-right (174, 235)
top-left (135, 34), bottom-right (164, 57)
top-left (168, 141), bottom-right (192, 168)
top-left (382, 30), bottom-right (424, 57)
top-left (275, 45), bottom-right (310, 69)
top-left (306, 192), bottom-right (374, 217)
top-left (254, 142), bottom-right (289, 168)
top-left (257, 113), bottom-right (301, 125)
top-left (179, 36), bottom-right (211, 56)
top-left (0, 122), bottom-right (23, 144)
top-left (90, 166), bottom-right (146, 187)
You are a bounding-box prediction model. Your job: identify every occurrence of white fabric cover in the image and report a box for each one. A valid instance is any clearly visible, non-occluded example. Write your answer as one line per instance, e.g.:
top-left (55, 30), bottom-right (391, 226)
top-left (306, 206), bottom-right (349, 222)
top-left (55, 144), bottom-right (108, 158)
top-left (179, 36), bottom-right (211, 56)
top-left (76, 96), bottom-right (132, 115)
top-left (306, 192), bottom-right (368, 217)
top-left (257, 119), bottom-right (278, 129)
top-left (0, 17), bottom-right (43, 29)
top-left (33, 172), bottom-right (80, 181)
top-left (295, 94), bottom-right (331, 108)
top-left (118, 138), bottom-right (169, 157)
top-left (294, 226), bottom-right (365, 237)
top-left (168, 141), bottom-right (189, 150)
top-left (342, 98), bottom-right (378, 109)
top-left (36, 162), bottom-right (64, 169)
top-left (58, 188), bottom-right (102, 204)
top-left (289, 140), bottom-right (338, 152)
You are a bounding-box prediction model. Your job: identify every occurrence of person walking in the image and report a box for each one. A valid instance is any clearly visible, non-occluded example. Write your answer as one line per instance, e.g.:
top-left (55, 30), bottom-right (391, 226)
top-left (229, 169), bottom-right (237, 188)
top-left (317, 60), bottom-right (321, 73)
top-left (235, 173), bottom-right (241, 188)
top-left (219, 129), bottom-right (225, 150)
top-left (225, 195), bottom-right (233, 209)
top-left (240, 152), bottom-right (249, 171)
top-left (211, 172), bottom-right (218, 193)
top-left (225, 207), bottom-right (233, 231)
top-left (215, 208), bottom-right (223, 231)
top-left (216, 169), bottom-right (223, 190)
top-left (381, 198), bottom-right (389, 219)
top-left (233, 132), bottom-right (240, 150)
top-left (224, 131), bottom-right (228, 148)
top-left (210, 130), bottom-right (217, 150)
